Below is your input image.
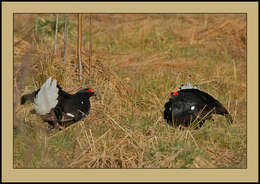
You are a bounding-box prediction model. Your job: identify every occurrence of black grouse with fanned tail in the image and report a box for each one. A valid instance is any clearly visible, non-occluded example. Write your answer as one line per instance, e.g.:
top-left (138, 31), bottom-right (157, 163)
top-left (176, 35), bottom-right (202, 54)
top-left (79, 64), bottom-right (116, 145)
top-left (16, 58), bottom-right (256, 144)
top-left (163, 82), bottom-right (233, 128)
top-left (21, 77), bottom-right (96, 129)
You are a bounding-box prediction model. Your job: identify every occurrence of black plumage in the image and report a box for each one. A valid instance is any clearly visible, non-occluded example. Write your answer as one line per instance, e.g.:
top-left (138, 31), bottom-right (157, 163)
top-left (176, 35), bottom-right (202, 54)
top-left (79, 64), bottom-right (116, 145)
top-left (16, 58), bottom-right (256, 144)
top-left (163, 83), bottom-right (232, 128)
top-left (21, 77), bottom-right (96, 129)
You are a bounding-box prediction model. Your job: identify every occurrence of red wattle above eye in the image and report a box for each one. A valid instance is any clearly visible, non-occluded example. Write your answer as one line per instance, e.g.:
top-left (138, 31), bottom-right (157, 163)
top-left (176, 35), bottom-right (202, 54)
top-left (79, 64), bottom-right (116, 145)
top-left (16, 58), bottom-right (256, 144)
top-left (173, 92), bottom-right (178, 96)
top-left (88, 88), bottom-right (93, 93)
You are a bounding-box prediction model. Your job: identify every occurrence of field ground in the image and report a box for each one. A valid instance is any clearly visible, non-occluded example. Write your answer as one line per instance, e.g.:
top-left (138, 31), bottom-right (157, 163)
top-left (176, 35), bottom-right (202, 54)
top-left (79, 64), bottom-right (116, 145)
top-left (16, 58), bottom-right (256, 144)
top-left (14, 14), bottom-right (246, 168)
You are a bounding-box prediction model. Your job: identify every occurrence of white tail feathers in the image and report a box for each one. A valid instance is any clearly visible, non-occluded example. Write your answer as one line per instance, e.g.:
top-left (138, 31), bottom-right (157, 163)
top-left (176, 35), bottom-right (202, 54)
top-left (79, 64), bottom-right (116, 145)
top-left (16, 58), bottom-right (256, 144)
top-left (179, 82), bottom-right (201, 90)
top-left (34, 77), bottom-right (59, 115)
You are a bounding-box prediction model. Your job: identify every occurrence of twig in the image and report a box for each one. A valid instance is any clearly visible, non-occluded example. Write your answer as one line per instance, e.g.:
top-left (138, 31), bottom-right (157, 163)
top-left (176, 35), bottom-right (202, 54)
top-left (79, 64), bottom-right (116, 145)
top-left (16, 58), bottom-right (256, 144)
top-left (64, 14), bottom-right (69, 64)
top-left (53, 14), bottom-right (59, 57)
top-left (89, 14), bottom-right (92, 78)
top-left (78, 14), bottom-right (82, 81)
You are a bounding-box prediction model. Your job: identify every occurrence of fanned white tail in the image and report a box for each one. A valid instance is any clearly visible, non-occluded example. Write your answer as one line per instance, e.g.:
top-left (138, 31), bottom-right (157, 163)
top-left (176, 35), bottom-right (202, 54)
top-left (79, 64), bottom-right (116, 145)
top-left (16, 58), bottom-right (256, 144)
top-left (34, 77), bottom-right (59, 115)
top-left (179, 82), bottom-right (201, 90)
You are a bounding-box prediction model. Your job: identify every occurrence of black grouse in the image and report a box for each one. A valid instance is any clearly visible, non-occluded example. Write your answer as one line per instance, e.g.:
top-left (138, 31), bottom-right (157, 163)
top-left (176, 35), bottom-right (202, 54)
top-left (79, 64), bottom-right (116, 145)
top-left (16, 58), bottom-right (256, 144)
top-left (21, 77), bottom-right (96, 129)
top-left (163, 82), bottom-right (233, 128)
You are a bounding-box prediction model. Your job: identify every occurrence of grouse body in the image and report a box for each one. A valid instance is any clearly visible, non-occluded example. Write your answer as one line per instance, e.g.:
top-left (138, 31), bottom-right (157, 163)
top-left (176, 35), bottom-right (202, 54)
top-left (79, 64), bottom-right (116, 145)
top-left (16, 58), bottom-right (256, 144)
top-left (21, 77), bottom-right (96, 129)
top-left (163, 82), bottom-right (232, 128)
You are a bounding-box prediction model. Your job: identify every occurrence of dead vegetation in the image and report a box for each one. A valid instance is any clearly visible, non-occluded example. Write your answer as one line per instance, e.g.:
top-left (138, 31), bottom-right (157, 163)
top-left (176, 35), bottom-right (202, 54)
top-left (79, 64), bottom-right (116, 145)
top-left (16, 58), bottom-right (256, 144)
top-left (14, 13), bottom-right (246, 168)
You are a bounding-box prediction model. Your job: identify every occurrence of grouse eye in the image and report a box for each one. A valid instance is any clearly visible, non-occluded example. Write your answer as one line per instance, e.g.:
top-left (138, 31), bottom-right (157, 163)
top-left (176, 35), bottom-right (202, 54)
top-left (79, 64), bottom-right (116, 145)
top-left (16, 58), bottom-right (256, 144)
top-left (81, 101), bottom-right (84, 104)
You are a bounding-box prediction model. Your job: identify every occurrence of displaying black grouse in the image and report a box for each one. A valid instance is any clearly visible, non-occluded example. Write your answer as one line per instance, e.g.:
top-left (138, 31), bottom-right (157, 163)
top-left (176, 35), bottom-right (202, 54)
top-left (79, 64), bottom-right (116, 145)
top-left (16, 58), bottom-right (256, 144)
top-left (163, 82), bottom-right (233, 128)
top-left (21, 77), bottom-right (96, 129)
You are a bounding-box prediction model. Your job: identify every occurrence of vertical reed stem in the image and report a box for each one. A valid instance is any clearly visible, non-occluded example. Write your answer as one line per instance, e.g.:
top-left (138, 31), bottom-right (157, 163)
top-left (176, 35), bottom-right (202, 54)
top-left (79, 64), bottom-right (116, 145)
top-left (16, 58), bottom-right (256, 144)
top-left (89, 14), bottom-right (92, 78)
top-left (78, 14), bottom-right (83, 81)
top-left (64, 14), bottom-right (69, 64)
top-left (54, 14), bottom-right (59, 57)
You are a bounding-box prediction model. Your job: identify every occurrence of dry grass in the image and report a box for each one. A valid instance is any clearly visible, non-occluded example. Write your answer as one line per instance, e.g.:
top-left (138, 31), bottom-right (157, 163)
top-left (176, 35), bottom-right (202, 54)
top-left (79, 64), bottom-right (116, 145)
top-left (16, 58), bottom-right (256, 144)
top-left (14, 13), bottom-right (246, 169)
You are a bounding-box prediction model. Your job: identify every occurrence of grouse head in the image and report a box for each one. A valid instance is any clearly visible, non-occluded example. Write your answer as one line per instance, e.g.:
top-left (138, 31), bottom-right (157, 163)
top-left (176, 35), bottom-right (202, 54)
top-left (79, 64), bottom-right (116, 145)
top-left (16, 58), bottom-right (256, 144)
top-left (76, 88), bottom-right (96, 97)
top-left (164, 82), bottom-right (232, 129)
